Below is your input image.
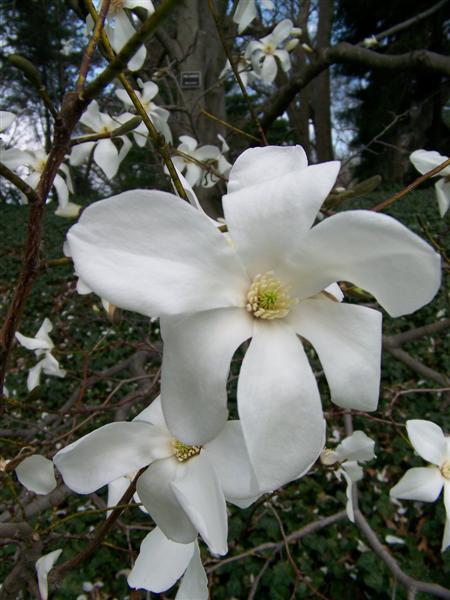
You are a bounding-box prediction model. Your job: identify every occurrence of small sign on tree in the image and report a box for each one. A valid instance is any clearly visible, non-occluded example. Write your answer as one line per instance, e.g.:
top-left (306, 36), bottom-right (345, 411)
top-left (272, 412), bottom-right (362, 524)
top-left (180, 71), bottom-right (202, 89)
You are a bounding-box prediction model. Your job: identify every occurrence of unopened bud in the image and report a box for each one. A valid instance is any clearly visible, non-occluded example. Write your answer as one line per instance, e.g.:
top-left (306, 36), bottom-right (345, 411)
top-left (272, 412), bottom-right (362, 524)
top-left (320, 448), bottom-right (339, 466)
top-left (285, 39), bottom-right (300, 52)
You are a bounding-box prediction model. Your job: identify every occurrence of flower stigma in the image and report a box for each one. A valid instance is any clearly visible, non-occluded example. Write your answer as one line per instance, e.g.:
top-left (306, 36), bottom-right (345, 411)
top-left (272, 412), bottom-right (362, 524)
top-left (441, 460), bottom-right (450, 480)
top-left (172, 439), bottom-right (201, 463)
top-left (246, 271), bottom-right (298, 320)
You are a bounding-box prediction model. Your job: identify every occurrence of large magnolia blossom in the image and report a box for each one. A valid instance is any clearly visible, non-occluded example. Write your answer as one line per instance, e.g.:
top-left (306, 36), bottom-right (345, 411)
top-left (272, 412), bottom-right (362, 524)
top-left (69, 100), bottom-right (132, 179)
top-left (54, 396), bottom-right (259, 555)
top-left (15, 318), bottom-right (66, 391)
top-left (245, 19), bottom-right (300, 84)
top-left (66, 145), bottom-right (441, 492)
top-left (172, 135), bottom-right (232, 188)
top-left (390, 420), bottom-right (450, 552)
top-left (116, 79), bottom-right (172, 144)
top-left (128, 527), bottom-right (207, 598)
top-left (410, 149), bottom-right (450, 217)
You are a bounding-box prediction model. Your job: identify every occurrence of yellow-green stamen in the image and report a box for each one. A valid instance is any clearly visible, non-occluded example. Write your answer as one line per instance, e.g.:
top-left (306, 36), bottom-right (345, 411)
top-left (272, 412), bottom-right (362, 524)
top-left (246, 271), bottom-right (297, 320)
top-left (172, 440), bottom-right (201, 463)
top-left (441, 460), bottom-right (450, 480)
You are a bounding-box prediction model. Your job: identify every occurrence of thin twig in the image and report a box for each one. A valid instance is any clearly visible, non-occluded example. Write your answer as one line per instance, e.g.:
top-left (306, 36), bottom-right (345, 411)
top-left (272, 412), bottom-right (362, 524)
top-left (76, 0), bottom-right (111, 93)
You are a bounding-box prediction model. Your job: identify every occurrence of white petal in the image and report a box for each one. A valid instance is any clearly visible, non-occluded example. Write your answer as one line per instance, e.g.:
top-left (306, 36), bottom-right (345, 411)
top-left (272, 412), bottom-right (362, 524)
top-left (390, 467), bottom-right (443, 502)
top-left (406, 420), bottom-right (447, 466)
top-left (15, 332), bottom-right (51, 352)
top-left (410, 149), bottom-right (450, 177)
top-left (0, 146), bottom-right (30, 170)
top-left (172, 452), bottom-right (228, 555)
top-left (107, 476), bottom-right (130, 512)
top-left (178, 135), bottom-right (198, 152)
top-left (335, 431), bottom-right (376, 463)
top-left (341, 460), bottom-right (364, 482)
top-left (134, 395), bottom-right (167, 429)
top-left (260, 54), bottom-right (277, 84)
top-left (175, 542), bottom-right (208, 600)
top-left (117, 135), bottom-right (132, 164)
top-left (184, 162), bottom-right (202, 187)
top-left (35, 318), bottom-right (53, 345)
top-left (274, 49), bottom-right (291, 72)
top-left (69, 141), bottom-right (96, 166)
top-left (54, 422), bottom-right (171, 493)
top-left (288, 210), bottom-right (441, 317)
top-left (79, 100), bottom-right (102, 131)
top-left (238, 320), bottom-right (325, 491)
top-left (93, 139), bottom-right (120, 178)
top-left (204, 420), bottom-right (260, 502)
top-left (128, 528), bottom-right (195, 592)
top-left (109, 11), bottom-right (146, 71)
top-left (41, 353), bottom-right (66, 379)
top-left (136, 458), bottom-right (198, 543)
top-left (443, 483), bottom-right (450, 551)
top-left (36, 549), bottom-right (62, 600)
top-left (269, 19), bottom-right (293, 46)
top-left (288, 299), bottom-right (382, 410)
top-left (55, 201), bottom-right (82, 218)
top-left (233, 0), bottom-right (256, 33)
top-left (15, 455), bottom-right (57, 495)
top-left (227, 145), bottom-right (307, 194)
top-left (27, 360), bottom-right (44, 391)
top-left (435, 178), bottom-right (450, 217)
top-left (339, 467), bottom-right (356, 522)
top-left (53, 173), bottom-right (69, 208)
top-left (67, 190), bottom-right (248, 317)
top-left (161, 308), bottom-right (253, 445)
top-left (223, 159), bottom-right (340, 277)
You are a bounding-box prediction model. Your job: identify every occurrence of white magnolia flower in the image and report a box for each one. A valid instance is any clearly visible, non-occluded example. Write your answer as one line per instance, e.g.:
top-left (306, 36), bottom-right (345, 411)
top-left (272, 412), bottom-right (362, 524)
top-left (390, 420), bottom-right (450, 551)
top-left (15, 318), bottom-right (66, 391)
top-left (172, 135), bottom-right (231, 188)
top-left (233, 0), bottom-right (274, 34)
top-left (321, 430), bottom-right (376, 521)
top-left (410, 149), bottom-right (450, 217)
top-left (220, 56), bottom-right (258, 88)
top-left (0, 111), bottom-right (15, 132)
top-left (0, 146), bottom-right (73, 210)
top-left (66, 145), bottom-right (441, 492)
top-left (128, 527), bottom-right (208, 598)
top-left (245, 19), bottom-right (296, 84)
top-left (116, 79), bottom-right (172, 144)
top-left (362, 35), bottom-right (379, 48)
top-left (15, 454), bottom-right (57, 495)
top-left (35, 549), bottom-right (62, 600)
top-left (54, 396), bottom-right (259, 555)
top-left (69, 100), bottom-right (132, 179)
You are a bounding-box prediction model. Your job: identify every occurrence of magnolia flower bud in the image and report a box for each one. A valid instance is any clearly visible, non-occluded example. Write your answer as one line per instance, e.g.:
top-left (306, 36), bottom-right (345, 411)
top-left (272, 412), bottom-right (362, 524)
top-left (291, 27), bottom-right (302, 36)
top-left (285, 39), bottom-right (300, 52)
top-left (320, 448), bottom-right (339, 466)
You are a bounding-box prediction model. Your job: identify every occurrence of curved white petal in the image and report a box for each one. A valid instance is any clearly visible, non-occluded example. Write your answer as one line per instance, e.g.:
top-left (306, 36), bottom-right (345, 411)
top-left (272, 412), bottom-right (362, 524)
top-left (69, 141), bottom-right (96, 166)
top-left (176, 542), bottom-right (208, 599)
top-left (269, 19), bottom-right (293, 46)
top-left (233, 0), bottom-right (256, 33)
top-left (136, 458), bottom-right (198, 543)
top-left (53, 173), bottom-right (69, 208)
top-left (204, 420), bottom-right (260, 502)
top-left (0, 147), bottom-right (30, 170)
top-left (93, 139), bottom-right (120, 178)
top-left (274, 49), bottom-right (291, 72)
top-left (339, 467), bottom-right (356, 522)
top-left (53, 422), bottom-right (171, 493)
top-left (390, 467), bottom-right (443, 502)
top-left (79, 100), bottom-right (102, 131)
top-left (15, 455), bottom-right (57, 495)
top-left (410, 149), bottom-right (450, 177)
top-left (288, 210), bottom-right (441, 317)
top-left (172, 452), bottom-right (228, 555)
top-left (179, 135), bottom-right (198, 152)
top-left (406, 420), bottom-right (446, 466)
top-left (288, 299), bottom-right (382, 410)
top-left (227, 145), bottom-right (307, 194)
top-left (161, 308), bottom-right (253, 445)
top-left (184, 162), bottom-right (202, 187)
top-left (67, 190), bottom-right (248, 317)
top-left (27, 359), bottom-right (44, 391)
top-left (128, 528), bottom-right (195, 592)
top-left (36, 549), bottom-right (62, 600)
top-left (41, 353), bottom-right (66, 379)
top-left (335, 431), bottom-right (376, 463)
top-left (36, 318), bottom-right (53, 345)
top-left (0, 111), bottom-right (15, 132)
top-left (435, 178), bottom-right (450, 217)
top-left (134, 395), bottom-right (167, 429)
top-left (15, 332), bottom-right (51, 352)
top-left (238, 320), bottom-right (325, 491)
top-left (109, 11), bottom-right (146, 71)
top-left (107, 476), bottom-right (131, 512)
top-left (223, 159), bottom-right (340, 278)
top-left (260, 54), bottom-right (277, 84)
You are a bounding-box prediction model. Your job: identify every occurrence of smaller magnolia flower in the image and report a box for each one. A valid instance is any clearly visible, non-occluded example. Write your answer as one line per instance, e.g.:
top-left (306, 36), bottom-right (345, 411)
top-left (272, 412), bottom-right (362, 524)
top-left (172, 135), bottom-right (231, 188)
top-left (321, 430), bottom-right (375, 522)
top-left (69, 100), bottom-right (132, 179)
top-left (233, 0), bottom-right (274, 34)
top-left (245, 19), bottom-right (296, 84)
top-left (128, 527), bottom-right (208, 598)
top-left (15, 318), bottom-right (66, 391)
top-left (220, 56), bottom-right (258, 88)
top-left (35, 549), bottom-right (62, 600)
top-left (410, 149), bottom-right (450, 217)
top-left (116, 79), bottom-right (172, 144)
top-left (390, 419), bottom-right (450, 552)
top-left (55, 201), bottom-right (82, 218)
top-left (15, 454), bottom-right (57, 495)
top-left (54, 396), bottom-right (260, 555)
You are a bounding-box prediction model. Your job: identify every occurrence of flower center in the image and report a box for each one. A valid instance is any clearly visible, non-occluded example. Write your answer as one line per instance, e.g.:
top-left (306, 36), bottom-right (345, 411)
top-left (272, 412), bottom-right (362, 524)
top-left (246, 271), bottom-right (297, 320)
top-left (441, 460), bottom-right (450, 480)
top-left (172, 440), bottom-right (201, 463)
top-left (264, 43), bottom-right (275, 54)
